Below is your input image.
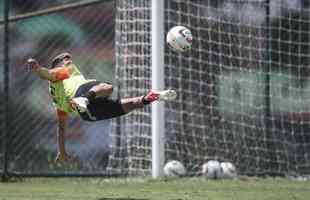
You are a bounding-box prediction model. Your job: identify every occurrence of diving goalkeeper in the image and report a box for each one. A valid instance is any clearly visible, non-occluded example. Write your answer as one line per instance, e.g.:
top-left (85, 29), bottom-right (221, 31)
top-left (27, 52), bottom-right (176, 163)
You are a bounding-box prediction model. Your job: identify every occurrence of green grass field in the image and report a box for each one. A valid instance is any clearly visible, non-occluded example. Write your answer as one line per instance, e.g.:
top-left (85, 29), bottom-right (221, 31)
top-left (0, 177), bottom-right (309, 200)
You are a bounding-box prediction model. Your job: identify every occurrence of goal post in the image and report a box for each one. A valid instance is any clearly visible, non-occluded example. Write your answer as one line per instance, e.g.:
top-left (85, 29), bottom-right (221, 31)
top-left (151, 0), bottom-right (165, 178)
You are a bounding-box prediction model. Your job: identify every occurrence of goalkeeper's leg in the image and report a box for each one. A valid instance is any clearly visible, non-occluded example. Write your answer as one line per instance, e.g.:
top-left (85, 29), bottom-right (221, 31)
top-left (121, 89), bottom-right (177, 113)
top-left (76, 89), bottom-right (177, 121)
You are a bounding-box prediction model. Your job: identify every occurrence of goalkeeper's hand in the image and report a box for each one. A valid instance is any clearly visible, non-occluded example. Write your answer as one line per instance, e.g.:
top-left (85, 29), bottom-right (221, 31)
top-left (27, 58), bottom-right (40, 72)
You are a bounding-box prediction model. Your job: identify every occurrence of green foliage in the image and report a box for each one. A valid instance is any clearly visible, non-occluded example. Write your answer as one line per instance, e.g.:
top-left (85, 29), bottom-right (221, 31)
top-left (75, 57), bottom-right (115, 83)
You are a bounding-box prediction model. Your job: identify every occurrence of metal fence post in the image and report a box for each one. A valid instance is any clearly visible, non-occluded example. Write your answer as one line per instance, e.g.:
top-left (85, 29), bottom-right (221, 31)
top-left (265, 0), bottom-right (271, 134)
top-left (1, 0), bottom-right (10, 183)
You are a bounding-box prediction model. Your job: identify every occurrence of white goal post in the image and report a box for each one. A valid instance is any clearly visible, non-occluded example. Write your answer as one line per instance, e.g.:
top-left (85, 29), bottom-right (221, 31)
top-left (151, 0), bottom-right (165, 178)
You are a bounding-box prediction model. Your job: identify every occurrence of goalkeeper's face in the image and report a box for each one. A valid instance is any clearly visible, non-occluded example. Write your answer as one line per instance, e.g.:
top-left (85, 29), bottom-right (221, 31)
top-left (61, 57), bottom-right (72, 66)
top-left (54, 57), bottom-right (72, 68)
top-left (51, 53), bottom-right (73, 68)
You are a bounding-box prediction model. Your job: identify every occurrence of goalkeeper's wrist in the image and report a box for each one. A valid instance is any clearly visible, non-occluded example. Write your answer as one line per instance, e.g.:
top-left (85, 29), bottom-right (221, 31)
top-left (32, 66), bottom-right (41, 73)
top-left (29, 63), bottom-right (43, 72)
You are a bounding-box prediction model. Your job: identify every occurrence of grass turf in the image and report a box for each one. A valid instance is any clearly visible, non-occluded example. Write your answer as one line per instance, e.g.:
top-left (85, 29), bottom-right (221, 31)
top-left (0, 177), bottom-right (309, 200)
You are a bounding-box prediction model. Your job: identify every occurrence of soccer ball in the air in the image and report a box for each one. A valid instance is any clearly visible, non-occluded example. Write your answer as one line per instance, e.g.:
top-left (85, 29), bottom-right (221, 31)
top-left (163, 160), bottom-right (186, 177)
top-left (202, 160), bottom-right (222, 179)
top-left (220, 162), bottom-right (237, 179)
top-left (166, 26), bottom-right (193, 52)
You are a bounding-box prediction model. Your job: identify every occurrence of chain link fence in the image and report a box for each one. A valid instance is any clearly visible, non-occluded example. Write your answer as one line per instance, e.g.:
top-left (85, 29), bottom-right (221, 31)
top-left (1, 0), bottom-right (115, 176)
top-left (2, 0), bottom-right (310, 179)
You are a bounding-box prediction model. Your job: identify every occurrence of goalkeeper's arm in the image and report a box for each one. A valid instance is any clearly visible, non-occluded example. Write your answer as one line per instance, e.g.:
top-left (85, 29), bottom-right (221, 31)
top-left (27, 58), bottom-right (71, 82)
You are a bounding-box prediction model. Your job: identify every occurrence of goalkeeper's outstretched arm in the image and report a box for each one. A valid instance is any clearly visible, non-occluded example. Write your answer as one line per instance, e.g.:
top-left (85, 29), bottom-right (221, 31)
top-left (27, 58), bottom-right (71, 82)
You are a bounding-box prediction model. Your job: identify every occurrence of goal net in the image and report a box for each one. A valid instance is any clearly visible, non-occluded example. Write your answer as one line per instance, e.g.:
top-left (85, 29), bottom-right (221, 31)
top-left (108, 0), bottom-right (310, 176)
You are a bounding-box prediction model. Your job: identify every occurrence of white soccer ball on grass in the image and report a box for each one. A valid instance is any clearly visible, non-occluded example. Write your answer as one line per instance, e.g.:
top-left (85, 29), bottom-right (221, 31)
top-left (166, 26), bottom-right (193, 52)
top-left (202, 160), bottom-right (222, 179)
top-left (220, 162), bottom-right (237, 179)
top-left (163, 160), bottom-right (186, 177)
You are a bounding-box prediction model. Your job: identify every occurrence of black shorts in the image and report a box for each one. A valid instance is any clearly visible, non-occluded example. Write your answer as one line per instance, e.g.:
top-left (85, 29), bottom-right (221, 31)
top-left (74, 81), bottom-right (126, 121)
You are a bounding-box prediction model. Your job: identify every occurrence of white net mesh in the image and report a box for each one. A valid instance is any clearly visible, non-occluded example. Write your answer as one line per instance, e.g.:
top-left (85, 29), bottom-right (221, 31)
top-left (109, 0), bottom-right (310, 176)
top-left (107, 0), bottom-right (152, 175)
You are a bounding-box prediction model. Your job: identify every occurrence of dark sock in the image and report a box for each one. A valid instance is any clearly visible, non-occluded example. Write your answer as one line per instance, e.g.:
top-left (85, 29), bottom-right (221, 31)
top-left (142, 96), bottom-right (150, 105)
top-left (84, 90), bottom-right (96, 102)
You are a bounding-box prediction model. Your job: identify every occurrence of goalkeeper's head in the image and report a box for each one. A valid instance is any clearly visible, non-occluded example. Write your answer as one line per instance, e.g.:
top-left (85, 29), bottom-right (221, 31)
top-left (51, 52), bottom-right (72, 68)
